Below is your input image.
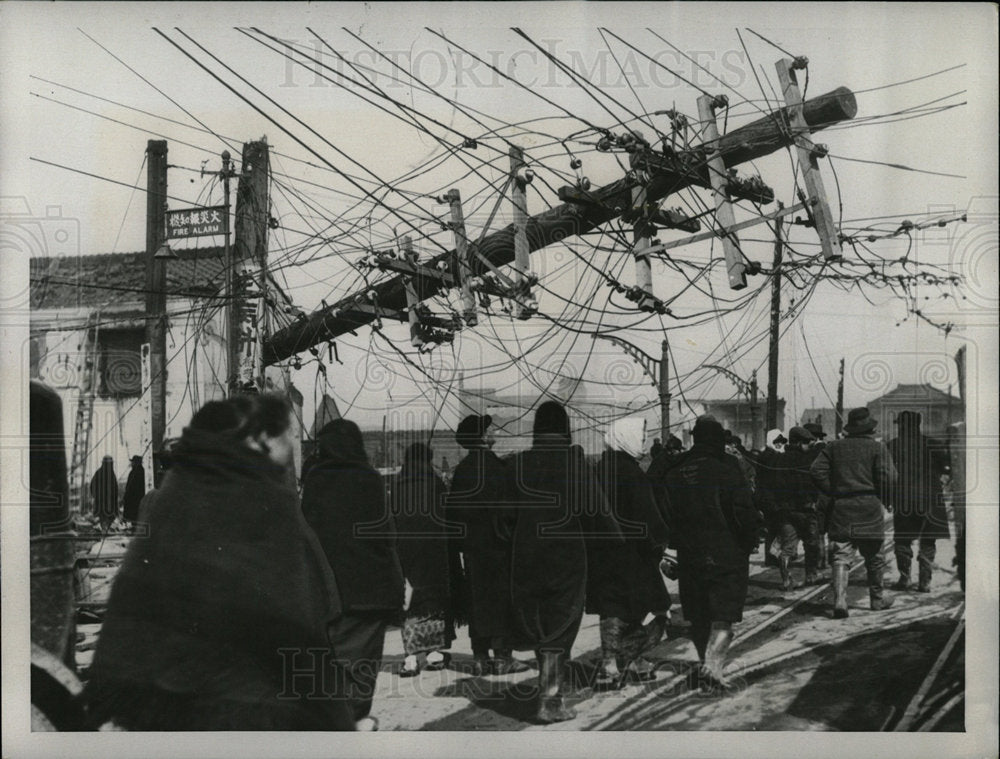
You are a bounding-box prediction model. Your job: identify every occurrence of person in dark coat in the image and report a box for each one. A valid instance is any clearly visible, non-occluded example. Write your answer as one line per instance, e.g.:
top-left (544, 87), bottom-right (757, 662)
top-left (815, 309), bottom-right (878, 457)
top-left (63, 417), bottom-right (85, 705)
top-left (774, 426), bottom-right (822, 589)
top-left (661, 416), bottom-right (761, 692)
top-left (89, 456), bottom-right (119, 531)
top-left (82, 394), bottom-right (354, 731)
top-left (885, 411), bottom-right (951, 593)
top-left (508, 401), bottom-right (613, 723)
top-left (391, 442), bottom-right (460, 677)
top-left (754, 429), bottom-right (787, 567)
top-left (121, 456), bottom-right (145, 526)
top-left (810, 407), bottom-right (897, 619)
top-left (446, 414), bottom-right (528, 676)
top-left (301, 419), bottom-right (404, 729)
top-left (590, 417), bottom-right (671, 688)
top-left (804, 423), bottom-right (831, 569)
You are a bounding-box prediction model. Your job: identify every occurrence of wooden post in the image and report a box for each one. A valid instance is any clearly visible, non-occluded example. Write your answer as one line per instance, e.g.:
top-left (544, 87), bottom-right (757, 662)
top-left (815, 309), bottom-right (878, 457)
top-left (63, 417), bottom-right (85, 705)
top-left (446, 189), bottom-right (477, 327)
top-left (835, 357), bottom-right (845, 436)
top-left (775, 58), bottom-right (842, 261)
top-left (144, 139), bottom-right (168, 483)
top-left (509, 146), bottom-right (537, 319)
top-left (749, 370), bottom-right (760, 450)
top-left (400, 236), bottom-right (423, 349)
top-left (632, 183), bottom-right (656, 309)
top-left (697, 94), bottom-right (746, 289)
top-left (139, 343), bottom-right (154, 493)
top-left (766, 202), bottom-right (784, 430)
top-left (232, 139), bottom-right (270, 393)
top-left (659, 338), bottom-right (671, 442)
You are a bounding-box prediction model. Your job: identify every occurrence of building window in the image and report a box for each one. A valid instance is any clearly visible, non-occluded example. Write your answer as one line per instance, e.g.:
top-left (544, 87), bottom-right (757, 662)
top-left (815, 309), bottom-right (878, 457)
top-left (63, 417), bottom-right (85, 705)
top-left (98, 328), bottom-right (144, 398)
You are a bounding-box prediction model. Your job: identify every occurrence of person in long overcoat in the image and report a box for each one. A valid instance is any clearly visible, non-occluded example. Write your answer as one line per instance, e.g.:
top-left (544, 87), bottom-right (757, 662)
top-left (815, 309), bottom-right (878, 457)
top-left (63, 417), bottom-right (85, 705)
top-left (885, 411), bottom-right (951, 592)
top-left (508, 401), bottom-right (613, 723)
top-left (754, 429), bottom-right (787, 567)
top-left (589, 417), bottom-right (671, 688)
top-left (89, 456), bottom-right (119, 531)
top-left (445, 414), bottom-right (528, 676)
top-left (774, 426), bottom-right (822, 589)
top-left (121, 456), bottom-right (145, 526)
top-left (391, 442), bottom-right (462, 676)
top-left (810, 407), bottom-right (898, 619)
top-left (301, 419), bottom-right (404, 729)
top-left (661, 416), bottom-right (762, 692)
top-left (82, 394), bottom-right (354, 731)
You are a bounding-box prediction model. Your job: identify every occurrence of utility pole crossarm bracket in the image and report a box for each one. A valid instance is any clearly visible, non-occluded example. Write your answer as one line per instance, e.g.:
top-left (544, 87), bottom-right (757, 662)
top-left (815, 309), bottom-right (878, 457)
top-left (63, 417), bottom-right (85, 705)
top-left (509, 145), bottom-right (538, 319)
top-left (697, 94), bottom-right (747, 290)
top-left (775, 58), bottom-right (843, 261)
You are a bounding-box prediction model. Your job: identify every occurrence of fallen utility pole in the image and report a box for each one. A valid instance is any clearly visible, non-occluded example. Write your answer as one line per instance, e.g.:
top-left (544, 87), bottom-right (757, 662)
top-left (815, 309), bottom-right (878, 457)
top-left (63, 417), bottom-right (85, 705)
top-left (263, 86), bottom-right (857, 365)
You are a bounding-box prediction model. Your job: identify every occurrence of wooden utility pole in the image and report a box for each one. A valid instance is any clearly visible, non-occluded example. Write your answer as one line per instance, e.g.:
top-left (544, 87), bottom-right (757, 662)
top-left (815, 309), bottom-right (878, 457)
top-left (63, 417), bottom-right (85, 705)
top-left (766, 202), bottom-right (784, 430)
top-left (835, 357), bottom-right (845, 436)
top-left (144, 140), bottom-right (168, 484)
top-left (231, 139), bottom-right (270, 393)
top-left (659, 338), bottom-right (671, 442)
top-left (263, 86), bottom-right (858, 364)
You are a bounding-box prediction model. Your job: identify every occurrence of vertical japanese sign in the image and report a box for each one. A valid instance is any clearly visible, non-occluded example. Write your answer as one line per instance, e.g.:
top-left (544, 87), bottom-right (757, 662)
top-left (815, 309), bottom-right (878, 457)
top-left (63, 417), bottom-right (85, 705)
top-left (140, 343), bottom-right (154, 493)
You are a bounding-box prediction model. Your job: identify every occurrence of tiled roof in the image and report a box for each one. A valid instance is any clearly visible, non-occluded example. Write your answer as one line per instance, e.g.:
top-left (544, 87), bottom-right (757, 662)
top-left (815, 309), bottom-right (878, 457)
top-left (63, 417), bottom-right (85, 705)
top-left (30, 248), bottom-right (226, 311)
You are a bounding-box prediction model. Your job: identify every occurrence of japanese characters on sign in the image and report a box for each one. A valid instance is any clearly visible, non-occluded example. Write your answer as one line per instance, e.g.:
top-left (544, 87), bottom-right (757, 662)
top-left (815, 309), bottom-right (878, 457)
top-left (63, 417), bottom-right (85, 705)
top-left (165, 206), bottom-right (228, 239)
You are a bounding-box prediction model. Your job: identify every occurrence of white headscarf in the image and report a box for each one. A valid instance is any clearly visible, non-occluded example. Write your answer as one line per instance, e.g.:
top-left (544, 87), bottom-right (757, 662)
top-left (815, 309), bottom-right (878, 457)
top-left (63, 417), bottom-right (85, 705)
top-left (765, 428), bottom-right (786, 452)
top-left (605, 417), bottom-right (646, 459)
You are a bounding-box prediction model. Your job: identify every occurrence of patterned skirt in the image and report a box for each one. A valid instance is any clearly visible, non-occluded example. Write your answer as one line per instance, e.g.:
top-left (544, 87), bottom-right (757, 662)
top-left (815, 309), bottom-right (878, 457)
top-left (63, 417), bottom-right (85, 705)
top-left (400, 613), bottom-right (454, 655)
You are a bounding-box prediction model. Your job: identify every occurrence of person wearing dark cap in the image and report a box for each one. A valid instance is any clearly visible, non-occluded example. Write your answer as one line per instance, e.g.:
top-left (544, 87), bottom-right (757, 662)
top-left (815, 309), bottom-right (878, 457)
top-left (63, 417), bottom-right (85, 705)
top-left (803, 425), bottom-right (831, 570)
top-left (446, 414), bottom-right (529, 676)
top-left (754, 429), bottom-right (788, 567)
top-left (810, 407), bottom-right (897, 618)
top-left (660, 416), bottom-right (762, 692)
top-left (885, 411), bottom-right (950, 593)
top-left (508, 401), bottom-right (613, 722)
top-left (774, 426), bottom-right (822, 589)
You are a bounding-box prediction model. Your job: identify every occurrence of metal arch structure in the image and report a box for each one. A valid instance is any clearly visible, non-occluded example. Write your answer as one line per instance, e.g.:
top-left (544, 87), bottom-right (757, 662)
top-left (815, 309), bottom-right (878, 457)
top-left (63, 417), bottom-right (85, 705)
top-left (703, 363), bottom-right (754, 399)
top-left (593, 334), bottom-right (659, 388)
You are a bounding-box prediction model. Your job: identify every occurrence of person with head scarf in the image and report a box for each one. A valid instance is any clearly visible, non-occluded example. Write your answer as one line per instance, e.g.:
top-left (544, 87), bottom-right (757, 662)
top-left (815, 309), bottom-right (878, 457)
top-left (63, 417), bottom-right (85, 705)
top-left (660, 416), bottom-right (761, 693)
top-left (82, 394), bottom-right (354, 731)
top-left (810, 407), bottom-right (898, 619)
top-left (301, 418), bottom-right (404, 730)
top-left (89, 455), bottom-right (119, 532)
top-left (884, 411), bottom-right (950, 593)
top-left (508, 401), bottom-right (613, 723)
top-left (391, 442), bottom-right (461, 677)
top-left (754, 429), bottom-right (788, 567)
top-left (445, 414), bottom-right (529, 676)
top-left (589, 417), bottom-right (671, 689)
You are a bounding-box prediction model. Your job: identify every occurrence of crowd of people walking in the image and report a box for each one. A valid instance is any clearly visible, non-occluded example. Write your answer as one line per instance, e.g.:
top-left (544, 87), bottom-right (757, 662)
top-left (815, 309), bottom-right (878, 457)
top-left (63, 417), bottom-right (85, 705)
top-left (79, 392), bottom-right (960, 731)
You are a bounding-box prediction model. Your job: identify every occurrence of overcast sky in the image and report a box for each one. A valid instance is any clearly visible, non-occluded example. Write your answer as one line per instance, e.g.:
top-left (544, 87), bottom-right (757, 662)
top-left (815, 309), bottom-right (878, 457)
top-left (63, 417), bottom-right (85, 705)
top-left (2, 1), bottom-right (997, 436)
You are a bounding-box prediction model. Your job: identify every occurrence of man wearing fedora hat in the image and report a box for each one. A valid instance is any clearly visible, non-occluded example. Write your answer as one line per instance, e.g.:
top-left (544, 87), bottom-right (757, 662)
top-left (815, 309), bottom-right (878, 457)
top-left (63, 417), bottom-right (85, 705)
top-left (885, 411), bottom-right (950, 593)
top-left (810, 407), bottom-right (898, 618)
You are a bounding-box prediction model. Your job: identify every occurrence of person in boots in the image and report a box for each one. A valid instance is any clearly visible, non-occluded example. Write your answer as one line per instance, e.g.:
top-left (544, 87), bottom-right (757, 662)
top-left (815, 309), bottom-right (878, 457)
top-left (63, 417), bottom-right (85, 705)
top-left (446, 414), bottom-right (529, 676)
top-left (804, 423), bottom-right (831, 571)
top-left (661, 416), bottom-right (761, 693)
top-left (508, 401), bottom-right (610, 723)
top-left (754, 429), bottom-right (787, 567)
top-left (589, 417), bottom-right (670, 689)
top-left (775, 426), bottom-right (822, 589)
top-left (885, 411), bottom-right (950, 593)
top-left (810, 407), bottom-right (898, 619)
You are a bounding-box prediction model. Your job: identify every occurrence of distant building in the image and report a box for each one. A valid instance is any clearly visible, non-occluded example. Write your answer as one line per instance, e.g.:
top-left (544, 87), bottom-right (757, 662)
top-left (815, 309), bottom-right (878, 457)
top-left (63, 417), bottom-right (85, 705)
top-left (29, 248), bottom-right (303, 495)
top-left (799, 407), bottom-right (838, 437)
top-left (866, 383), bottom-right (964, 439)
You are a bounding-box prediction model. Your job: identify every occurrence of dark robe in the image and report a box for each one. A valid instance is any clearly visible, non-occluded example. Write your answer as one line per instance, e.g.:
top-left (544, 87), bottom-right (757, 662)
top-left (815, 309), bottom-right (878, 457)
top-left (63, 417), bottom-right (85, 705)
top-left (446, 448), bottom-right (516, 640)
top-left (89, 462), bottom-right (119, 527)
top-left (886, 431), bottom-right (951, 540)
top-left (301, 433), bottom-right (404, 617)
top-left (391, 464), bottom-right (461, 620)
top-left (508, 437), bottom-right (613, 650)
top-left (122, 464), bottom-right (145, 523)
top-left (82, 428), bottom-right (353, 731)
top-left (587, 450), bottom-right (671, 620)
